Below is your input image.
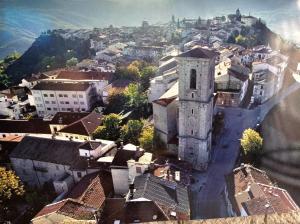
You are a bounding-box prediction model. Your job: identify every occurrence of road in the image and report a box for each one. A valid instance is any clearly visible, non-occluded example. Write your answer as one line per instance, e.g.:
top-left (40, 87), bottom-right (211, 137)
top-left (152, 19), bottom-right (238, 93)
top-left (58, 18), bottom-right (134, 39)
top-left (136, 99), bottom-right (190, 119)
top-left (190, 107), bottom-right (259, 219)
top-left (190, 81), bottom-right (300, 219)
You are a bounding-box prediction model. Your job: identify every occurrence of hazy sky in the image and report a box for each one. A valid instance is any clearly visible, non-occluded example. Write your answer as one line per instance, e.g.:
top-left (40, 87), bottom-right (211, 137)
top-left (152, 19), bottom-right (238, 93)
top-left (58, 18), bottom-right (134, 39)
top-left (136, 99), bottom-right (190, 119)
top-left (1, 0), bottom-right (300, 57)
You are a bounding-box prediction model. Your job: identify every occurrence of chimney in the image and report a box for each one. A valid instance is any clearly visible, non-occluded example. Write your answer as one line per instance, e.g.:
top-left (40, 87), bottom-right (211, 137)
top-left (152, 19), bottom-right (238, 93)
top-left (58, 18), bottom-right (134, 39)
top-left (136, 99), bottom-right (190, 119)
top-left (129, 183), bottom-right (134, 199)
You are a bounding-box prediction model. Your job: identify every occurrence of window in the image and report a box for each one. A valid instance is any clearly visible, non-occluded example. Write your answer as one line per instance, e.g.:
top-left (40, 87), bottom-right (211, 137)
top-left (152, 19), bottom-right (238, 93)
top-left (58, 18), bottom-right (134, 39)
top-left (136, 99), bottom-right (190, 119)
top-left (50, 94), bottom-right (54, 97)
top-left (77, 172), bottom-right (82, 178)
top-left (81, 108), bottom-right (86, 111)
top-left (60, 101), bottom-right (64, 104)
top-left (47, 108), bottom-right (51, 111)
top-left (74, 101), bottom-right (78, 105)
top-left (65, 101), bottom-right (69, 104)
top-left (190, 69), bottom-right (197, 89)
top-left (43, 94), bottom-right (48, 97)
top-left (191, 130), bottom-right (194, 135)
top-left (58, 94), bottom-right (63, 97)
top-left (45, 101), bottom-right (49, 104)
top-left (191, 93), bottom-right (194, 98)
top-left (53, 108), bottom-right (58, 111)
top-left (192, 109), bottom-right (194, 114)
top-left (80, 102), bottom-right (84, 105)
top-left (67, 108), bottom-right (72, 111)
top-left (72, 94), bottom-right (76, 98)
top-left (79, 94), bottom-right (83, 98)
top-left (136, 167), bottom-right (142, 174)
top-left (61, 108), bottom-right (66, 111)
top-left (63, 94), bottom-right (68, 97)
top-left (52, 101), bottom-right (56, 104)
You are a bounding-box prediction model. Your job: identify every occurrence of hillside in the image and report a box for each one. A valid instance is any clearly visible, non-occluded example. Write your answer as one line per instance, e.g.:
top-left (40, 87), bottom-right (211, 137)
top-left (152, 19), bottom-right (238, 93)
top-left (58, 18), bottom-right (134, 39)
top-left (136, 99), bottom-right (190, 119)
top-left (5, 30), bottom-right (93, 84)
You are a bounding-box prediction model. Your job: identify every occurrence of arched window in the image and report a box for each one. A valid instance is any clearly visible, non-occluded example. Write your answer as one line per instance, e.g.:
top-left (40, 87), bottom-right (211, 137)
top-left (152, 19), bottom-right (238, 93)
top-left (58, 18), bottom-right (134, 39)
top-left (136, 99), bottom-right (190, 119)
top-left (190, 69), bottom-right (197, 89)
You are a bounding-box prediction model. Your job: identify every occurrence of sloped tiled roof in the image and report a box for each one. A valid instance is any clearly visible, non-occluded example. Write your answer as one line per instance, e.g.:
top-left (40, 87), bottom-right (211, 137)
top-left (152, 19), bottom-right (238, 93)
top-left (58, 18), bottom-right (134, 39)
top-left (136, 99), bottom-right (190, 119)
top-left (132, 173), bottom-right (190, 214)
top-left (10, 136), bottom-right (82, 166)
top-left (227, 164), bottom-right (272, 194)
top-left (33, 199), bottom-right (96, 221)
top-left (50, 112), bottom-right (89, 125)
top-left (32, 82), bottom-right (90, 91)
top-left (67, 171), bottom-right (113, 209)
top-left (177, 47), bottom-right (218, 59)
top-left (55, 70), bottom-right (113, 81)
top-left (0, 119), bottom-right (51, 134)
top-left (58, 111), bottom-right (103, 136)
top-left (242, 183), bottom-right (299, 215)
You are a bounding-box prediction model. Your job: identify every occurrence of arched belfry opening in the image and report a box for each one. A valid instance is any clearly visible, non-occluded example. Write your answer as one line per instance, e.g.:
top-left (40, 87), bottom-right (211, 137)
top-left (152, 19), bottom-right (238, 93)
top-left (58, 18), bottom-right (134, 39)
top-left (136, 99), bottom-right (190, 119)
top-left (190, 69), bottom-right (197, 89)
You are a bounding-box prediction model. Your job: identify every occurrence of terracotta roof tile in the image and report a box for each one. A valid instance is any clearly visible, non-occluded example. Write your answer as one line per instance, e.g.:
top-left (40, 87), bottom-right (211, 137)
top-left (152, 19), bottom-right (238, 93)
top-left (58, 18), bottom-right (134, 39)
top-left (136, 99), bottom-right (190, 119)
top-left (67, 171), bottom-right (113, 209)
top-left (58, 111), bottom-right (103, 136)
top-left (55, 70), bottom-right (114, 81)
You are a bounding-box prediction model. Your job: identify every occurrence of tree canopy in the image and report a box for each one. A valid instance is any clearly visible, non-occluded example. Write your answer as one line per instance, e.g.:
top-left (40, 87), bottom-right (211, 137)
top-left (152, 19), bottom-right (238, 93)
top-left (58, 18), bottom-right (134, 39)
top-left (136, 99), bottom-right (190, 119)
top-left (0, 167), bottom-right (24, 202)
top-left (92, 113), bottom-right (122, 140)
top-left (241, 128), bottom-right (263, 155)
top-left (66, 57), bottom-right (78, 67)
top-left (121, 119), bottom-right (143, 145)
top-left (139, 126), bottom-right (154, 151)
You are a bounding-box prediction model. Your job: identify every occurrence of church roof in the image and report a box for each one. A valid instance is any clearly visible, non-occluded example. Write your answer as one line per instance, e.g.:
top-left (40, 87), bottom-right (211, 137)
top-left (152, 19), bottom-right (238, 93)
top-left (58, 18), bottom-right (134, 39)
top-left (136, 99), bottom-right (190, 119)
top-left (153, 82), bottom-right (178, 107)
top-left (177, 47), bottom-right (218, 59)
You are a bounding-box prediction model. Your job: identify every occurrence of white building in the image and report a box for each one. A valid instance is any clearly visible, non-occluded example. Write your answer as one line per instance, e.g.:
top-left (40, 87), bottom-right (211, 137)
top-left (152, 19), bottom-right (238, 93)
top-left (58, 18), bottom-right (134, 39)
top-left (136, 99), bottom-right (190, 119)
top-left (251, 52), bottom-right (288, 103)
top-left (9, 136), bottom-right (116, 189)
top-left (123, 45), bottom-right (164, 61)
top-left (241, 15), bottom-right (258, 27)
top-left (31, 81), bottom-right (97, 117)
top-left (110, 144), bottom-right (152, 195)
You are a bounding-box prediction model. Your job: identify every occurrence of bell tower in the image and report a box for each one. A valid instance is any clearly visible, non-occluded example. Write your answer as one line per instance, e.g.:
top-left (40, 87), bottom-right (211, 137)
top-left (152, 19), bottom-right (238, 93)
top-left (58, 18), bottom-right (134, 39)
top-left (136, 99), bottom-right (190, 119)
top-left (177, 47), bottom-right (216, 171)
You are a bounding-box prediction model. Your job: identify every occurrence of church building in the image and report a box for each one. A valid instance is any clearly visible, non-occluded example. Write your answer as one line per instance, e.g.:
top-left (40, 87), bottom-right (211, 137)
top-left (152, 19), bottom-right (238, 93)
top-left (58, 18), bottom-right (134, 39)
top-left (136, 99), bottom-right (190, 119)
top-left (152, 47), bottom-right (217, 171)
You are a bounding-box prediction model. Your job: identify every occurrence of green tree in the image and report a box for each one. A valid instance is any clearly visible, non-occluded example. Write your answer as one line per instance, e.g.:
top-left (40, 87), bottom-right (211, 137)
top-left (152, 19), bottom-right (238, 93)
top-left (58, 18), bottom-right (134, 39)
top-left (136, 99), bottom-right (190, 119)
top-left (126, 63), bottom-right (140, 80)
top-left (41, 56), bottom-right (56, 70)
top-left (241, 128), bottom-right (263, 156)
top-left (0, 167), bottom-right (24, 202)
top-left (66, 57), bottom-right (78, 67)
top-left (121, 120), bottom-right (143, 145)
top-left (93, 113), bottom-right (122, 140)
top-left (104, 89), bottom-right (128, 114)
top-left (139, 126), bottom-right (154, 151)
top-left (140, 66), bottom-right (157, 91)
top-left (124, 83), bottom-right (147, 108)
top-left (235, 34), bottom-right (247, 46)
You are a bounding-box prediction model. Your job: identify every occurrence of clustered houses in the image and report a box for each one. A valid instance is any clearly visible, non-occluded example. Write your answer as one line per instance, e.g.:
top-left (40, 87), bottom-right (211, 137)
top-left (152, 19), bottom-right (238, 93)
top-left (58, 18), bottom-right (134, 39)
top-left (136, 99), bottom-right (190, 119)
top-left (2, 10), bottom-right (299, 223)
top-left (224, 164), bottom-right (299, 217)
top-left (150, 42), bottom-right (288, 153)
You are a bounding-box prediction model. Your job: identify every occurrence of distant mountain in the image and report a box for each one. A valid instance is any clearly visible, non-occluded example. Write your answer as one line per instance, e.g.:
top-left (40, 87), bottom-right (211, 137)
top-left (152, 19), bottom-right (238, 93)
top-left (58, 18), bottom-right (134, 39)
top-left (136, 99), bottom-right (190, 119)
top-left (0, 0), bottom-right (299, 58)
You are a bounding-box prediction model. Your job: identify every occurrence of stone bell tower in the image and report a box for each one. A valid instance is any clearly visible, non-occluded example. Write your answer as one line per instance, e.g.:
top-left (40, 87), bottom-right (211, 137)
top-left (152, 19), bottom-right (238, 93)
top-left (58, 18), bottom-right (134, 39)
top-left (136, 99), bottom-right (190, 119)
top-left (177, 47), bottom-right (216, 171)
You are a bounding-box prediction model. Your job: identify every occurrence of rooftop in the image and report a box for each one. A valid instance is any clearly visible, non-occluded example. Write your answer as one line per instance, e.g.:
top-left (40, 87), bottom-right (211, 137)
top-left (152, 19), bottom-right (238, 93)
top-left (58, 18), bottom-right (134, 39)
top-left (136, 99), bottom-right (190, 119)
top-left (177, 47), bottom-right (218, 59)
top-left (55, 70), bottom-right (113, 81)
top-left (32, 82), bottom-right (90, 91)
top-left (50, 112), bottom-right (90, 125)
top-left (10, 136), bottom-right (82, 166)
top-left (0, 119), bottom-right (51, 134)
top-left (58, 111), bottom-right (103, 136)
top-left (67, 171), bottom-right (113, 209)
top-left (132, 173), bottom-right (190, 215)
top-left (33, 199), bottom-right (96, 221)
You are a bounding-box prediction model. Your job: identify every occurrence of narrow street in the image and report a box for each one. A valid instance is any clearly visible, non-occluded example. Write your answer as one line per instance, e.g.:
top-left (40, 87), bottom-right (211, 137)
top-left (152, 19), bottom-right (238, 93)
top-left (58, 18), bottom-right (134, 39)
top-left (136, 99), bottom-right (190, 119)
top-left (190, 80), bottom-right (300, 219)
top-left (190, 107), bottom-right (259, 219)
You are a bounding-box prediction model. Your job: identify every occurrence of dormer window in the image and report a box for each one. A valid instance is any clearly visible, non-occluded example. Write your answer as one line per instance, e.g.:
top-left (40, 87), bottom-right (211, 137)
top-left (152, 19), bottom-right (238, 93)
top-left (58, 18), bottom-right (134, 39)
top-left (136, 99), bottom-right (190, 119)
top-left (190, 69), bottom-right (197, 89)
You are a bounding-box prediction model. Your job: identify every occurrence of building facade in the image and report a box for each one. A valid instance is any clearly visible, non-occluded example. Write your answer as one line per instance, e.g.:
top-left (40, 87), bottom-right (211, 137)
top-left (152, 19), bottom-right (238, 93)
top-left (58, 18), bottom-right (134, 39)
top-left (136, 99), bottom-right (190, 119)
top-left (31, 82), bottom-right (97, 117)
top-left (177, 48), bottom-right (216, 171)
